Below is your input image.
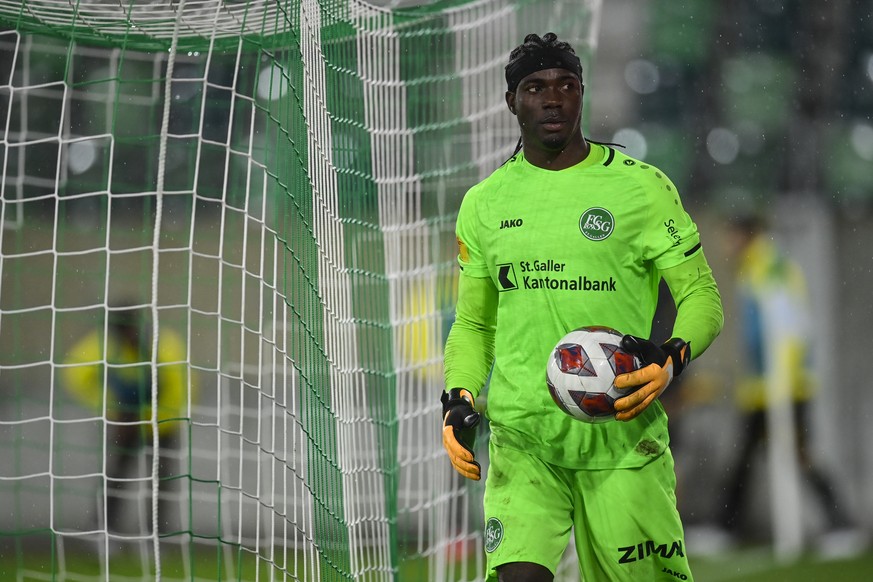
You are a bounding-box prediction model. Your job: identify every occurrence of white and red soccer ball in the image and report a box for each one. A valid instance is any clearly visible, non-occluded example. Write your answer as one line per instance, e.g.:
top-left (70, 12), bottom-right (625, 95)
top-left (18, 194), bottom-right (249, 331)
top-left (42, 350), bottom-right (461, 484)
top-left (546, 326), bottom-right (642, 423)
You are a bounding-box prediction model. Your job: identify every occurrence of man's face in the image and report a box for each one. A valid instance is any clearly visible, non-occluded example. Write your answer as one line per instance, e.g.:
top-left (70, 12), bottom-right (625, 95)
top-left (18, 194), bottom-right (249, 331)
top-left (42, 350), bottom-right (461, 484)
top-left (506, 68), bottom-right (583, 153)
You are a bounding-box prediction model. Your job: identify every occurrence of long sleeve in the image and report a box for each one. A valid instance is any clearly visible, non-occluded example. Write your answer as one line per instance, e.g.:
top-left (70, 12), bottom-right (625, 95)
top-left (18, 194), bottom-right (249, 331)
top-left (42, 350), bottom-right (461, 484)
top-left (443, 272), bottom-right (498, 398)
top-left (661, 249), bottom-right (724, 359)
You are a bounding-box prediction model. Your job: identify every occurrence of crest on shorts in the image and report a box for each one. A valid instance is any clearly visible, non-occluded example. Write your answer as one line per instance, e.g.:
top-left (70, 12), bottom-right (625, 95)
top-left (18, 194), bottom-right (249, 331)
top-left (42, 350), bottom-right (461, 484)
top-left (484, 517), bottom-right (504, 553)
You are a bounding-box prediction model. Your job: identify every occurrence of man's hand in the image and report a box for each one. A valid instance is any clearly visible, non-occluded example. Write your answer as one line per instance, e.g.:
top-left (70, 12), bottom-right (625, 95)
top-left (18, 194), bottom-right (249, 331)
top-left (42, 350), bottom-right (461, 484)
top-left (613, 336), bottom-right (690, 421)
top-left (441, 388), bottom-right (481, 480)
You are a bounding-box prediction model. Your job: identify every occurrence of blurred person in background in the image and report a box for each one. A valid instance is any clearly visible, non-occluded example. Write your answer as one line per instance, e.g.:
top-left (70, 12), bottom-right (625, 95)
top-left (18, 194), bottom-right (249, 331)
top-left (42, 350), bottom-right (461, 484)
top-left (716, 214), bottom-right (865, 554)
top-left (62, 303), bottom-right (193, 536)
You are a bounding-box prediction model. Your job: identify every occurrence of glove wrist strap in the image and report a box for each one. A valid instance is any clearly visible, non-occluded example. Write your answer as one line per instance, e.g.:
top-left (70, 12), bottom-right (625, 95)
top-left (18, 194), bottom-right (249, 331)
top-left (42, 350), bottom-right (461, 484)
top-left (441, 388), bottom-right (474, 415)
top-left (661, 338), bottom-right (690, 377)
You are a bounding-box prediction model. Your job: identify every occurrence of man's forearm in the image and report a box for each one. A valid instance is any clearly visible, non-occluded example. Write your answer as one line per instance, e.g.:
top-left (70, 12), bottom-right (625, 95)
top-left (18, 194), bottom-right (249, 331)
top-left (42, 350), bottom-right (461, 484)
top-left (662, 250), bottom-right (724, 359)
top-left (444, 273), bottom-right (498, 397)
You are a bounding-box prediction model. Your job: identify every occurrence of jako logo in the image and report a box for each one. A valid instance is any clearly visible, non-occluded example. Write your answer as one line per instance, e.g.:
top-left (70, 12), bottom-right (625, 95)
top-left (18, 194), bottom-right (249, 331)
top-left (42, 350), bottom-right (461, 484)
top-left (500, 218), bottom-right (523, 229)
top-left (579, 208), bottom-right (614, 241)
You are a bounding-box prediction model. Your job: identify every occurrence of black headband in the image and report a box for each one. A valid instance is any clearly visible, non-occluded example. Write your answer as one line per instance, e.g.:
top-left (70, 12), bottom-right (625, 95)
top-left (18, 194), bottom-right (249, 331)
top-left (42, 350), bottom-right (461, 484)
top-left (505, 47), bottom-right (583, 92)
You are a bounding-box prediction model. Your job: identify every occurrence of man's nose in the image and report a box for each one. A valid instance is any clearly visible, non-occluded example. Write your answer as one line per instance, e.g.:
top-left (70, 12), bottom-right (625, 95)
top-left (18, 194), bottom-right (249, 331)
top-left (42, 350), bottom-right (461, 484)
top-left (542, 87), bottom-right (562, 107)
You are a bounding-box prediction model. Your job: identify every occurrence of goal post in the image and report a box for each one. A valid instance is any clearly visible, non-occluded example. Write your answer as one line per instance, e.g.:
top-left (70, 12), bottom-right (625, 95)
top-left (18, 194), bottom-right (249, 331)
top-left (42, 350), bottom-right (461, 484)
top-left (0, 1), bottom-right (602, 580)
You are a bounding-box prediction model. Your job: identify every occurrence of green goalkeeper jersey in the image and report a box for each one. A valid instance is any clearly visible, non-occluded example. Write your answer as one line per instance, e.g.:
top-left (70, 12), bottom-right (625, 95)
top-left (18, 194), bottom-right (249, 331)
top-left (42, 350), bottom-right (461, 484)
top-left (454, 143), bottom-right (701, 469)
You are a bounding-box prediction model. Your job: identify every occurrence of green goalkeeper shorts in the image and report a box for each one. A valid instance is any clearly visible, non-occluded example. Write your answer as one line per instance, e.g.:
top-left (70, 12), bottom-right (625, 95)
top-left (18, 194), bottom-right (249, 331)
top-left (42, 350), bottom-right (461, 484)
top-left (483, 440), bottom-right (693, 581)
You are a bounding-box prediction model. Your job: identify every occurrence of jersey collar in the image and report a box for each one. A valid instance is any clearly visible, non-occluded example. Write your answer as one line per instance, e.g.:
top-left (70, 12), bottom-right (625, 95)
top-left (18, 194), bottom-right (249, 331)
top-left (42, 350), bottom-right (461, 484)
top-left (518, 142), bottom-right (606, 172)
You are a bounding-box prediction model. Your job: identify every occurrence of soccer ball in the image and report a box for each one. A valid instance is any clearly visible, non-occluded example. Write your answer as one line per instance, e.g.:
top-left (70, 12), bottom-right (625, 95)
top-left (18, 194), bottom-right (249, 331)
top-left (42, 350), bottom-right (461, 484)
top-left (546, 326), bottom-right (642, 423)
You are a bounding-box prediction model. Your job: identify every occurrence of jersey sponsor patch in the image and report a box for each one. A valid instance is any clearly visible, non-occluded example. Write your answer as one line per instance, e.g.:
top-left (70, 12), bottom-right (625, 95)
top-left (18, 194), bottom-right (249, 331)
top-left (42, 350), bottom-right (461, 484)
top-left (484, 517), bottom-right (504, 553)
top-left (663, 218), bottom-right (683, 247)
top-left (579, 207), bottom-right (615, 241)
top-left (496, 263), bottom-right (519, 291)
top-left (522, 274), bottom-right (616, 291)
top-left (457, 236), bottom-right (470, 262)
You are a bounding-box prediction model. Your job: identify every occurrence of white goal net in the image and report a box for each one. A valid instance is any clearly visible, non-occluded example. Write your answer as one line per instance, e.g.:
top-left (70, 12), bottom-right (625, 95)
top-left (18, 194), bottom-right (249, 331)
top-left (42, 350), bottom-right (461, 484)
top-left (0, 1), bottom-right (601, 580)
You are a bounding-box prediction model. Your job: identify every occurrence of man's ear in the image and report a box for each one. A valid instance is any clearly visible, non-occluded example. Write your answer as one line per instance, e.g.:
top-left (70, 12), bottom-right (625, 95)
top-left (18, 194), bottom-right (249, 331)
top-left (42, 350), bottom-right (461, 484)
top-left (505, 91), bottom-right (516, 115)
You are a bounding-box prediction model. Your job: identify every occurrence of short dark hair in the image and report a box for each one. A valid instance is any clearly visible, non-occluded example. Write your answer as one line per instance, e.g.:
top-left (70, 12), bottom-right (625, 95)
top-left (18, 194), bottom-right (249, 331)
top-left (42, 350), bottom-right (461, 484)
top-left (107, 302), bottom-right (147, 332)
top-left (505, 33), bottom-right (582, 92)
top-left (508, 32), bottom-right (577, 66)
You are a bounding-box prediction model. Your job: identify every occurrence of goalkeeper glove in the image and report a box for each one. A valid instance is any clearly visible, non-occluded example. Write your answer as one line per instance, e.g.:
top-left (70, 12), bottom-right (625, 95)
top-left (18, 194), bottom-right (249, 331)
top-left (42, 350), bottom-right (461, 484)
top-left (441, 388), bottom-right (481, 481)
top-left (613, 336), bottom-right (690, 421)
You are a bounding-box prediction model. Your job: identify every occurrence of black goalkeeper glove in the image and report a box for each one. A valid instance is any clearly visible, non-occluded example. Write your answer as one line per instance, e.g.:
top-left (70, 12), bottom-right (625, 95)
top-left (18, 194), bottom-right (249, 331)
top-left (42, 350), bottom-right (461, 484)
top-left (613, 336), bottom-right (690, 421)
top-left (441, 388), bottom-right (481, 480)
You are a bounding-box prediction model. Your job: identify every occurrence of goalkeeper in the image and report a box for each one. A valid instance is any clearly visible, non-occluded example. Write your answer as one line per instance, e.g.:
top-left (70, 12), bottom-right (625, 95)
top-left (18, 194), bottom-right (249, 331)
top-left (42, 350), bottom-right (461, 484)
top-left (442, 33), bottom-right (723, 581)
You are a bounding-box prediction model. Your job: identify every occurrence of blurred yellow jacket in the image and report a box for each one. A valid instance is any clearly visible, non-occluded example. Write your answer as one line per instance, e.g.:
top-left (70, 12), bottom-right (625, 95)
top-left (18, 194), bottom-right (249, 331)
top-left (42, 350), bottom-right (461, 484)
top-left (61, 327), bottom-right (193, 435)
top-left (735, 234), bottom-right (815, 411)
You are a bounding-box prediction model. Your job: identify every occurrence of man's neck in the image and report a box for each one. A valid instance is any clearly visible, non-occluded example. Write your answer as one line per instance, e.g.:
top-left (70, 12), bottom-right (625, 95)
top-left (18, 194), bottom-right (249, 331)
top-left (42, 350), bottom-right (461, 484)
top-left (524, 137), bottom-right (590, 170)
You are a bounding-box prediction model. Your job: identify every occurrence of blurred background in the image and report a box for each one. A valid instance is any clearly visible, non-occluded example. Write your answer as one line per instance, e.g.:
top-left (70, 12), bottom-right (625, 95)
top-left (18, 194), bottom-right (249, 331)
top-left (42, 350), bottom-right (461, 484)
top-left (587, 0), bottom-right (873, 571)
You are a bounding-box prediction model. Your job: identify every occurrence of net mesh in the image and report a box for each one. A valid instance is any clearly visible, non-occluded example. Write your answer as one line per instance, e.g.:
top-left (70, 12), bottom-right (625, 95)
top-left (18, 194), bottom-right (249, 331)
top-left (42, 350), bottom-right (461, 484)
top-left (0, 1), bottom-right (600, 579)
